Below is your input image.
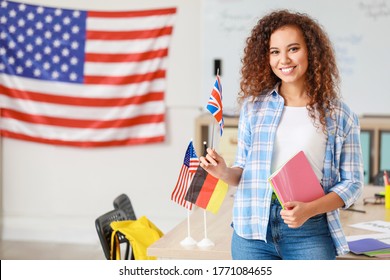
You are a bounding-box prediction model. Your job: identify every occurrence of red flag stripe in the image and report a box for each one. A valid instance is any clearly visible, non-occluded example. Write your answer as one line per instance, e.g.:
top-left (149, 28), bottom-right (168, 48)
top-left (85, 49), bottom-right (168, 63)
top-left (195, 174), bottom-right (219, 209)
top-left (0, 130), bottom-right (164, 148)
top-left (86, 27), bottom-right (173, 40)
top-left (211, 90), bottom-right (223, 108)
top-left (171, 166), bottom-right (192, 208)
top-left (0, 85), bottom-right (164, 107)
top-left (88, 8), bottom-right (177, 18)
top-left (1, 108), bottom-right (164, 128)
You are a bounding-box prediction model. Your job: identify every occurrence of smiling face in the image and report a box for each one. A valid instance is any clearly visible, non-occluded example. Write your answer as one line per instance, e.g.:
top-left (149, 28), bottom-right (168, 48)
top-left (269, 25), bottom-right (308, 88)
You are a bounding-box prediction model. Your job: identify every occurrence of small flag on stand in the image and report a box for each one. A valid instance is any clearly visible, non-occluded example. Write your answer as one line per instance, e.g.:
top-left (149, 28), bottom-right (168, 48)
top-left (206, 74), bottom-right (224, 136)
top-left (171, 140), bottom-right (199, 210)
top-left (184, 142), bottom-right (228, 214)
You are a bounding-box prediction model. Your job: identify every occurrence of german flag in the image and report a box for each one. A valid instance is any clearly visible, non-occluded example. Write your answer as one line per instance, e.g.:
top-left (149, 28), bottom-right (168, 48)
top-left (184, 144), bottom-right (228, 214)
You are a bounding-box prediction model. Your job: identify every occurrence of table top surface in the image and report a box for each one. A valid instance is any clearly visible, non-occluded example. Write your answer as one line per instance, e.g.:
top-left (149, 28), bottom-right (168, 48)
top-left (148, 185), bottom-right (390, 260)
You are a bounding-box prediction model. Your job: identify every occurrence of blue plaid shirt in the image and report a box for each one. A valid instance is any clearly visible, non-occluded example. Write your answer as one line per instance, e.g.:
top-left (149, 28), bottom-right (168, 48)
top-left (232, 85), bottom-right (364, 256)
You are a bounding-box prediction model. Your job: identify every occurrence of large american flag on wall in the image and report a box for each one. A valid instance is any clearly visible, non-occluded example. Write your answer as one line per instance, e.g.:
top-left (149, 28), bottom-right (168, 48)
top-left (0, 0), bottom-right (176, 147)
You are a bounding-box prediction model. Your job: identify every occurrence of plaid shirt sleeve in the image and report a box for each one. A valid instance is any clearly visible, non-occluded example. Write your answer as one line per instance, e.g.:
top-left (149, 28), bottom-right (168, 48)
top-left (326, 102), bottom-right (364, 208)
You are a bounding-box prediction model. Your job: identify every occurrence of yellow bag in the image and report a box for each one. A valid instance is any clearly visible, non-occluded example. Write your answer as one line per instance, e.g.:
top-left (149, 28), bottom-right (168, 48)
top-left (110, 216), bottom-right (163, 260)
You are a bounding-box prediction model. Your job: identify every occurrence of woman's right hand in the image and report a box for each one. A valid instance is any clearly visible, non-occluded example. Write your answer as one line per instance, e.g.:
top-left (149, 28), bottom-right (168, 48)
top-left (199, 148), bottom-right (228, 179)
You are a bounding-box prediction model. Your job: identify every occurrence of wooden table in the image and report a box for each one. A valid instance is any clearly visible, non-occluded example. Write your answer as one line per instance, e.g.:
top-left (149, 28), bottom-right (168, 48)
top-left (147, 185), bottom-right (390, 259)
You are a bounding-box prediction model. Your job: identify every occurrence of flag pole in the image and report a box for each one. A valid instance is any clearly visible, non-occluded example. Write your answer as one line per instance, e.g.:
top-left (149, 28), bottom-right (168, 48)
top-left (210, 68), bottom-right (219, 150)
top-left (197, 210), bottom-right (215, 248)
top-left (180, 158), bottom-right (197, 247)
top-left (210, 121), bottom-right (216, 150)
top-left (180, 203), bottom-right (197, 247)
top-left (197, 142), bottom-right (215, 248)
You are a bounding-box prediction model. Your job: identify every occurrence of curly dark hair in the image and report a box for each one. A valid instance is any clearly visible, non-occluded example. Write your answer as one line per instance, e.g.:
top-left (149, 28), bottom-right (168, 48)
top-left (239, 9), bottom-right (340, 130)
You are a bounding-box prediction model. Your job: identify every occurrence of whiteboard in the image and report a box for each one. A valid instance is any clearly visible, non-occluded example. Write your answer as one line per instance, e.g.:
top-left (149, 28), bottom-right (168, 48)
top-left (201, 0), bottom-right (390, 116)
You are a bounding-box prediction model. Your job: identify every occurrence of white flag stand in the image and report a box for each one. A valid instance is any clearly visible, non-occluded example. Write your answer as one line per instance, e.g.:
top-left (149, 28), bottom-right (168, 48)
top-left (197, 209), bottom-right (215, 248)
top-left (180, 206), bottom-right (197, 247)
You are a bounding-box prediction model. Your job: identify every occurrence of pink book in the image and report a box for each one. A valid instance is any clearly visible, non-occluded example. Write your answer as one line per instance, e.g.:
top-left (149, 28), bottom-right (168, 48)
top-left (268, 151), bottom-right (325, 209)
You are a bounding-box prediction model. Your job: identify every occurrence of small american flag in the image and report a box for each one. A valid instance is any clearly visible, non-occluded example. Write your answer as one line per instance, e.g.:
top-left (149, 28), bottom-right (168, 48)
top-left (0, 0), bottom-right (176, 147)
top-left (171, 140), bottom-right (199, 210)
top-left (206, 74), bottom-right (224, 136)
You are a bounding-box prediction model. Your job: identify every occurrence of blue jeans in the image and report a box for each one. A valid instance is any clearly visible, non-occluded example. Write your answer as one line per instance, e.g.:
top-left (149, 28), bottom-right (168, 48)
top-left (231, 197), bottom-right (336, 260)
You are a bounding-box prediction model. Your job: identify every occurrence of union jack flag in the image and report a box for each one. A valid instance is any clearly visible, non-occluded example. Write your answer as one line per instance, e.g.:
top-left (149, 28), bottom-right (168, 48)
top-left (206, 75), bottom-right (224, 136)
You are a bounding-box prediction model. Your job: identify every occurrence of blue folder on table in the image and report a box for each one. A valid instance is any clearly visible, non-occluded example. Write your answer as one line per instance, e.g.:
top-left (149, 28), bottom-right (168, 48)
top-left (348, 238), bottom-right (390, 254)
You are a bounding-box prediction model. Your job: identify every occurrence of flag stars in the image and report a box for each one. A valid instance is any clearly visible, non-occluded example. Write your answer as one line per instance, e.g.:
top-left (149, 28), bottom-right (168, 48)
top-left (45, 15), bottom-right (53, 23)
top-left (1, 1), bottom-right (86, 83)
top-left (17, 34), bottom-right (25, 43)
top-left (17, 18), bottom-right (25, 27)
top-left (8, 9), bottom-right (16, 17)
top-left (27, 12), bottom-right (34, 20)
top-left (35, 21), bottom-right (43, 30)
top-left (53, 24), bottom-right (61, 32)
top-left (16, 50), bottom-right (24, 58)
top-left (8, 40), bottom-right (16, 49)
top-left (69, 72), bottom-right (77, 81)
top-left (8, 56), bottom-right (15, 65)
top-left (51, 71), bottom-right (59, 79)
top-left (61, 48), bottom-right (70, 57)
top-left (44, 31), bottom-right (52, 39)
top-left (53, 39), bottom-right (61, 48)
top-left (63, 16), bottom-right (71, 25)
top-left (36, 6), bottom-right (44, 14)
top-left (71, 25), bottom-right (79, 34)
top-left (33, 68), bottom-right (41, 77)
top-left (8, 24), bottom-right (16, 33)
top-left (25, 43), bottom-right (33, 52)
top-left (72, 10), bottom-right (80, 18)
top-left (26, 28), bottom-right (34, 36)
top-left (18, 4), bottom-right (26, 11)
top-left (70, 57), bottom-right (78, 65)
top-left (62, 32), bottom-right (70, 40)
top-left (34, 53), bottom-right (42, 61)
top-left (35, 37), bottom-right (43, 46)
top-left (43, 46), bottom-right (51, 54)
top-left (43, 62), bottom-right (50, 70)
top-left (71, 41), bottom-right (79, 50)
top-left (61, 64), bottom-right (69, 72)
top-left (54, 8), bottom-right (62, 16)
top-left (52, 55), bottom-right (60, 64)
top-left (25, 59), bottom-right (32, 68)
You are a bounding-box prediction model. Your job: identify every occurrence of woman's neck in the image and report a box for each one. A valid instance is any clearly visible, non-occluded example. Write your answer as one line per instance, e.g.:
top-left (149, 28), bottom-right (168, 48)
top-left (279, 83), bottom-right (309, 107)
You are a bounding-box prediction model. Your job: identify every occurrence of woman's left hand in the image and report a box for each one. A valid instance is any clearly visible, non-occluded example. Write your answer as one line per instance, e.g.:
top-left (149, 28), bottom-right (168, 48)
top-left (280, 201), bottom-right (312, 228)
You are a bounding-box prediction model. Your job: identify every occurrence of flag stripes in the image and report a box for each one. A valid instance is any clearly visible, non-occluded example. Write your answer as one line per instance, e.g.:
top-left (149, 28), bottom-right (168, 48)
top-left (184, 165), bottom-right (228, 214)
top-left (171, 140), bottom-right (199, 210)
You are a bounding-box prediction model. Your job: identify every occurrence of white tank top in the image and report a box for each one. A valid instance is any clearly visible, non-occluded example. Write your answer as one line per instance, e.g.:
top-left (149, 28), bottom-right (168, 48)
top-left (271, 106), bottom-right (327, 181)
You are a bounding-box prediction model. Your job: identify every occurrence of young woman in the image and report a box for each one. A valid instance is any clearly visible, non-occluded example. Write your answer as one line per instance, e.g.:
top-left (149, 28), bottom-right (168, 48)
top-left (200, 10), bottom-right (364, 260)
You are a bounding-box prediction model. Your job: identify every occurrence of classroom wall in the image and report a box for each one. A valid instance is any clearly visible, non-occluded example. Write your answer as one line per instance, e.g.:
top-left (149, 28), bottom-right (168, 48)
top-left (1, 0), bottom-right (203, 244)
top-left (202, 0), bottom-right (390, 116)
